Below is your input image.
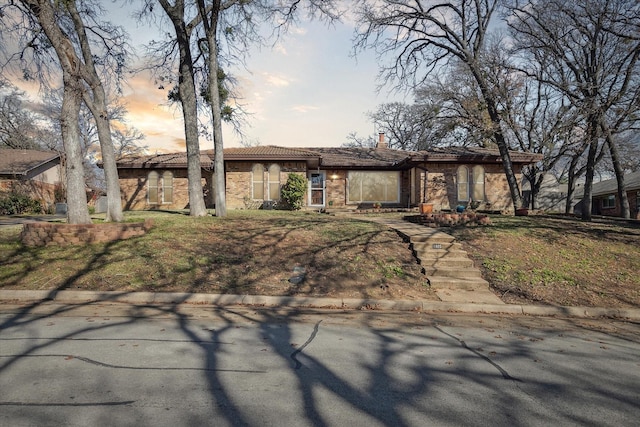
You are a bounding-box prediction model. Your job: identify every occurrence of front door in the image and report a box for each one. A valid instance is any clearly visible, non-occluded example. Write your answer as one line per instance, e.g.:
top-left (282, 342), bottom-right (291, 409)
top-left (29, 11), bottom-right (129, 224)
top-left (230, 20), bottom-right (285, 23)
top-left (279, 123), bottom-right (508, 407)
top-left (309, 172), bottom-right (325, 207)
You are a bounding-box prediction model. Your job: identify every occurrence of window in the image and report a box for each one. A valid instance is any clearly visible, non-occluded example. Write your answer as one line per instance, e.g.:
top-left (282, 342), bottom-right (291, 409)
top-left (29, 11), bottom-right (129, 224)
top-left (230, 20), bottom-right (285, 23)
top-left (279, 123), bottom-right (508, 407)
top-left (472, 166), bottom-right (485, 202)
top-left (268, 164), bottom-right (281, 200)
top-left (602, 194), bottom-right (615, 209)
top-left (148, 171), bottom-right (173, 204)
top-left (148, 171), bottom-right (159, 204)
top-left (252, 164), bottom-right (264, 200)
top-left (347, 171), bottom-right (399, 203)
top-left (162, 171), bottom-right (173, 203)
top-left (456, 165), bottom-right (485, 203)
top-left (457, 166), bottom-right (469, 202)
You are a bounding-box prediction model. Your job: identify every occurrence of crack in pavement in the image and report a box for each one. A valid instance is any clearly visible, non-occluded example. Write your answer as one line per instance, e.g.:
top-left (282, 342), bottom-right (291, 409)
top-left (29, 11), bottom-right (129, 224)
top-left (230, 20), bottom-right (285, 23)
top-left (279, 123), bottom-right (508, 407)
top-left (0, 354), bottom-right (266, 373)
top-left (290, 320), bottom-right (322, 370)
top-left (434, 325), bottom-right (522, 382)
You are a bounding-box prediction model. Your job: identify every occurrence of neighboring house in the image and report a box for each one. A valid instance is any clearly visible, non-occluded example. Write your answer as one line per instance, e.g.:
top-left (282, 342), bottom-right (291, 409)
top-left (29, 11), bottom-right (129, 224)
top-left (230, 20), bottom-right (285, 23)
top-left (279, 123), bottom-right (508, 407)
top-left (522, 174), bottom-right (570, 212)
top-left (586, 171), bottom-right (640, 219)
top-left (114, 136), bottom-right (542, 212)
top-left (0, 148), bottom-right (63, 209)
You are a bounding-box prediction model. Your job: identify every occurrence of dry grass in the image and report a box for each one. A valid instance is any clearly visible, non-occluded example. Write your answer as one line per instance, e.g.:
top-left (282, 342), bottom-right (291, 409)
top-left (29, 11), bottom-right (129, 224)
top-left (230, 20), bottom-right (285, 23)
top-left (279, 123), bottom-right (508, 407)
top-left (2, 211), bottom-right (638, 308)
top-left (448, 215), bottom-right (640, 308)
top-left (0, 211), bottom-right (435, 301)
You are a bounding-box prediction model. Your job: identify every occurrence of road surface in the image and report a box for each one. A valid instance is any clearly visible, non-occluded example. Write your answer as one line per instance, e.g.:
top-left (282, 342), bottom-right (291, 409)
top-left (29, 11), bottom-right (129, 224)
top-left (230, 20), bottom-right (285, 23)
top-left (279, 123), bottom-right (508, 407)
top-left (1, 301), bottom-right (639, 426)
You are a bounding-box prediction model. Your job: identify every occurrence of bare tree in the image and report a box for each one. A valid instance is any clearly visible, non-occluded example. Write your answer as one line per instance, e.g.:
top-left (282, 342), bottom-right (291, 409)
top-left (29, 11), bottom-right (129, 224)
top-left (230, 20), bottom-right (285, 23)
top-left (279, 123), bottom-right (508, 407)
top-left (2, 0), bottom-right (130, 222)
top-left (142, 0), bottom-right (209, 217)
top-left (506, 0), bottom-right (640, 220)
top-left (353, 0), bottom-right (527, 211)
top-left (0, 85), bottom-right (46, 149)
top-left (65, 0), bottom-right (126, 222)
top-left (365, 101), bottom-right (440, 151)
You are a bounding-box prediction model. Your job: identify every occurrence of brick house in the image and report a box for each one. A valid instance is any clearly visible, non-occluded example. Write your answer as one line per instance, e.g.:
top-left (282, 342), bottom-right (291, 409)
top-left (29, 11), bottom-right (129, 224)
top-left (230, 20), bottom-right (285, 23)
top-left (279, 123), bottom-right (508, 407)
top-left (115, 137), bottom-right (541, 213)
top-left (0, 148), bottom-right (63, 209)
top-left (587, 171), bottom-right (640, 219)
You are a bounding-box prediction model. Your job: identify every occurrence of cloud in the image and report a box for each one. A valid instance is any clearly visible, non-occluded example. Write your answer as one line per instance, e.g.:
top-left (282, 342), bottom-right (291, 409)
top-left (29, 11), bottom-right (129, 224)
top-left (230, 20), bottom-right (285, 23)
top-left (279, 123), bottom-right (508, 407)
top-left (291, 105), bottom-right (319, 113)
top-left (263, 73), bottom-right (291, 87)
top-left (273, 43), bottom-right (288, 55)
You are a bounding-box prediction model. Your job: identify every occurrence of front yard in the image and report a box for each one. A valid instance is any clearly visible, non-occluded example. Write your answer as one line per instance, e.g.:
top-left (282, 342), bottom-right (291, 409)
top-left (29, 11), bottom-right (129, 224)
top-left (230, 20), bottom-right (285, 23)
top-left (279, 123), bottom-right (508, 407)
top-left (0, 211), bottom-right (435, 301)
top-left (1, 211), bottom-right (638, 308)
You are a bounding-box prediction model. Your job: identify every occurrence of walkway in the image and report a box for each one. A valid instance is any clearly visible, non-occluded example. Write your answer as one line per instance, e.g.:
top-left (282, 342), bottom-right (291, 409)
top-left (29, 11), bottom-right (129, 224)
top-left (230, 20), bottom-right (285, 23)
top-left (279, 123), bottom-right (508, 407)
top-left (364, 216), bottom-right (504, 305)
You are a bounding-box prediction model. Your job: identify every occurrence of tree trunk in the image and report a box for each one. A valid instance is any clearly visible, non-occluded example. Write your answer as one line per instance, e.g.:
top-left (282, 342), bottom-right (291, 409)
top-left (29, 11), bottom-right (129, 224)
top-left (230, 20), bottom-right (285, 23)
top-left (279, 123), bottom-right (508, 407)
top-left (158, 0), bottom-right (208, 217)
top-left (208, 31), bottom-right (227, 217)
top-left (601, 120), bottom-right (630, 219)
top-left (24, 0), bottom-right (90, 223)
top-left (483, 94), bottom-right (525, 211)
top-left (67, 0), bottom-right (123, 222)
top-left (61, 80), bottom-right (92, 224)
top-left (179, 54), bottom-right (208, 217)
top-left (581, 115), bottom-right (600, 221)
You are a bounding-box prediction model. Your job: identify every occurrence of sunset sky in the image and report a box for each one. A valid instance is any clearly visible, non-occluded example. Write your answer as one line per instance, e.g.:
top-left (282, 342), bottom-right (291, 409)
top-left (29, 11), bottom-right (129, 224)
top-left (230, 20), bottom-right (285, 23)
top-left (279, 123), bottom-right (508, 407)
top-left (113, 11), bottom-right (405, 153)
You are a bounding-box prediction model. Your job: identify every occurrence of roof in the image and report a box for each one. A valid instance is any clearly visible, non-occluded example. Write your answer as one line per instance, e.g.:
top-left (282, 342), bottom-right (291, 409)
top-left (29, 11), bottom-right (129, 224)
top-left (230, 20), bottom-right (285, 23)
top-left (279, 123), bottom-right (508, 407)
top-left (114, 145), bottom-right (542, 170)
top-left (0, 149), bottom-right (61, 177)
top-left (115, 152), bottom-right (215, 169)
top-left (417, 147), bottom-right (543, 163)
top-left (310, 147), bottom-right (410, 169)
top-left (592, 171), bottom-right (640, 196)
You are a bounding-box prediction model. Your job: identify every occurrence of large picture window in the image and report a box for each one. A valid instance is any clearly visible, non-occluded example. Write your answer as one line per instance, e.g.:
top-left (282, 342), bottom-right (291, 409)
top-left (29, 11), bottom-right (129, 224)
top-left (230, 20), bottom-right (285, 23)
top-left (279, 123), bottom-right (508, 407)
top-left (348, 171), bottom-right (399, 203)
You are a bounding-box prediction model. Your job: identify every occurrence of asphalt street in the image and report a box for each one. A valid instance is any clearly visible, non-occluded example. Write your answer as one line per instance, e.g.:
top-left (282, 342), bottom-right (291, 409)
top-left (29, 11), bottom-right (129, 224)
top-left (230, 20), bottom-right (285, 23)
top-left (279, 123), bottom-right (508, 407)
top-left (1, 302), bottom-right (639, 426)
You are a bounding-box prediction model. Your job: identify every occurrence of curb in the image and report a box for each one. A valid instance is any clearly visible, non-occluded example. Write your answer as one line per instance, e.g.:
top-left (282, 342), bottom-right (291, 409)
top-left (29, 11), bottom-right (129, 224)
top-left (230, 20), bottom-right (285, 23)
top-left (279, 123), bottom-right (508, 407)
top-left (1, 290), bottom-right (639, 321)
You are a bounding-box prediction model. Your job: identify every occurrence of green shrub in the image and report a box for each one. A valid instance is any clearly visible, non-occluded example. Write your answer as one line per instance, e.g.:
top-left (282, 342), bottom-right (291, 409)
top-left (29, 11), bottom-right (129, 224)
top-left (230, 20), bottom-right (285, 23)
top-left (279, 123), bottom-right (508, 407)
top-left (0, 192), bottom-right (43, 215)
top-left (280, 173), bottom-right (307, 211)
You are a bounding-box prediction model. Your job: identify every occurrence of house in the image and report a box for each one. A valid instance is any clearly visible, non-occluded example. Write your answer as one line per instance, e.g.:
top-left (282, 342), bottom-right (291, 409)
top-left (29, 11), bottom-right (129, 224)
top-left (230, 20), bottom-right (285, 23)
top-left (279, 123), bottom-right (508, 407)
top-left (114, 136), bottom-right (542, 212)
top-left (0, 148), bottom-right (63, 209)
top-left (587, 171), bottom-right (640, 219)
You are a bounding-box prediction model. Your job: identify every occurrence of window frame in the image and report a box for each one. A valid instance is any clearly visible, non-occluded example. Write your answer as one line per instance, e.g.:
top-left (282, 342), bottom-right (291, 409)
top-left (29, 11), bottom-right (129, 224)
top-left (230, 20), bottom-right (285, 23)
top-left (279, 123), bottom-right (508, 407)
top-left (252, 164), bottom-right (265, 200)
top-left (268, 164), bottom-right (281, 201)
top-left (457, 166), bottom-right (470, 202)
top-left (161, 171), bottom-right (173, 204)
top-left (602, 194), bottom-right (616, 209)
top-left (148, 171), bottom-right (159, 205)
top-left (347, 171), bottom-right (400, 204)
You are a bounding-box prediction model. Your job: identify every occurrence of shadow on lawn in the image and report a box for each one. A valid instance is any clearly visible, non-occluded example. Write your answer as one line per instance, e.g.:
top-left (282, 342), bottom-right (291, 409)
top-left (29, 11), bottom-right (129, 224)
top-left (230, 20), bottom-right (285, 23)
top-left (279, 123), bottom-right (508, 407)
top-left (0, 212), bottom-right (426, 301)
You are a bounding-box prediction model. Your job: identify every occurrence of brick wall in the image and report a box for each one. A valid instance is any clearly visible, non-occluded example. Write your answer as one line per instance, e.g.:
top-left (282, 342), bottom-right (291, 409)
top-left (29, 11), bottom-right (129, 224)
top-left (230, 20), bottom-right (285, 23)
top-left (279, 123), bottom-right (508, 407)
top-left (421, 163), bottom-right (520, 212)
top-left (21, 219), bottom-right (154, 246)
top-left (119, 169), bottom-right (211, 211)
top-left (225, 161), bottom-right (308, 209)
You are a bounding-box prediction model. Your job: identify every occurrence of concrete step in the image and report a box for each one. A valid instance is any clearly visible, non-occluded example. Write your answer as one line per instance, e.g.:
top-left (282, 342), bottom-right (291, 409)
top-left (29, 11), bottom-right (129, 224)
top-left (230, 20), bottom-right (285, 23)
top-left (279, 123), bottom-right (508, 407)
top-left (427, 277), bottom-right (490, 291)
top-left (423, 266), bottom-right (484, 280)
top-left (410, 242), bottom-right (464, 252)
top-left (418, 257), bottom-right (475, 269)
top-left (409, 233), bottom-right (455, 244)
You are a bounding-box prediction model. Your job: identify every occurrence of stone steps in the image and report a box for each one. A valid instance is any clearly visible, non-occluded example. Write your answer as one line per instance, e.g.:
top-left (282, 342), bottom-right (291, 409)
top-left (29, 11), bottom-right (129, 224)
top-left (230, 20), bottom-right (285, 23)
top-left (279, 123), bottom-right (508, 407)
top-left (360, 218), bottom-right (502, 304)
top-left (365, 217), bottom-right (494, 294)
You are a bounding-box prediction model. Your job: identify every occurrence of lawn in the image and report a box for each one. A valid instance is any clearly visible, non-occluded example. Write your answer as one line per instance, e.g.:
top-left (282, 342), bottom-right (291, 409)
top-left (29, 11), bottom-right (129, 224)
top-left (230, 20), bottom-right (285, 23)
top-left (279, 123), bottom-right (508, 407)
top-left (0, 210), bottom-right (435, 301)
top-left (447, 214), bottom-right (640, 308)
top-left (1, 211), bottom-right (638, 308)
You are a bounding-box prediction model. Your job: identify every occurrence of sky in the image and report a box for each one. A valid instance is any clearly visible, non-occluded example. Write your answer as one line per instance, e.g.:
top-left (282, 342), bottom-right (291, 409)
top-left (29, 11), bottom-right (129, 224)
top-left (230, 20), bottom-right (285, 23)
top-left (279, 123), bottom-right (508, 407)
top-left (113, 9), bottom-right (406, 153)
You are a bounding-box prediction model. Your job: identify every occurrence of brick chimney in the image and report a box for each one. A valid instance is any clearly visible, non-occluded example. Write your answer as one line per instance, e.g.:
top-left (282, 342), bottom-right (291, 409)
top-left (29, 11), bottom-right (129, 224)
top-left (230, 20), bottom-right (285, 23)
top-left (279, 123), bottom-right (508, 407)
top-left (376, 132), bottom-right (388, 149)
